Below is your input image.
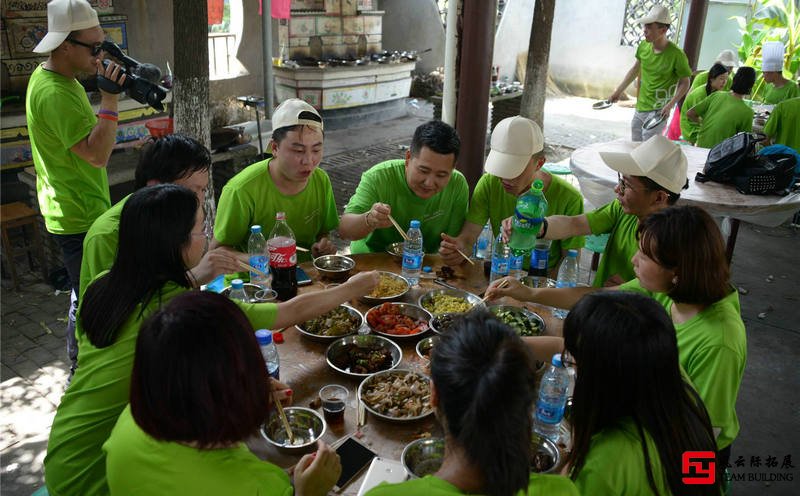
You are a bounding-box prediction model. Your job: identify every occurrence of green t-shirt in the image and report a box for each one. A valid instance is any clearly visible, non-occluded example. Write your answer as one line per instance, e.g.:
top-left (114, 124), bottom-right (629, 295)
top-left (584, 200), bottom-right (640, 287)
top-left (44, 280), bottom-right (277, 496)
top-left (692, 91), bottom-right (754, 149)
top-left (466, 173), bottom-right (584, 270)
top-left (103, 406), bottom-right (292, 496)
top-left (620, 279), bottom-right (746, 449)
top-left (25, 65), bottom-right (111, 234)
top-left (345, 160), bottom-right (469, 254)
top-left (689, 70), bottom-right (733, 92)
top-left (573, 418), bottom-right (670, 496)
top-left (764, 97), bottom-right (800, 151)
top-left (635, 41), bottom-right (692, 111)
top-left (680, 86), bottom-right (712, 144)
top-left (79, 195), bottom-right (128, 297)
top-left (763, 80), bottom-right (800, 105)
top-left (366, 473), bottom-right (578, 496)
top-left (214, 158), bottom-right (339, 263)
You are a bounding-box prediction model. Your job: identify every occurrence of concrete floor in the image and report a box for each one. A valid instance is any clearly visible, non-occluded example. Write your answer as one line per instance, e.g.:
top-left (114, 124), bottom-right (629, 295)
top-left (1, 96), bottom-right (798, 494)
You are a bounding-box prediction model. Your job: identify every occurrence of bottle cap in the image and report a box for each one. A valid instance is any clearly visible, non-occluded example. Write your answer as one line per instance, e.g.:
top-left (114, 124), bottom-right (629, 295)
top-left (422, 266), bottom-right (432, 272)
top-left (255, 329), bottom-right (273, 345)
top-left (567, 249), bottom-right (578, 257)
top-left (276, 212), bottom-right (286, 221)
top-left (251, 225), bottom-right (262, 233)
top-left (532, 179), bottom-right (544, 191)
top-left (410, 219), bottom-right (420, 229)
top-left (552, 353), bottom-right (563, 367)
top-left (231, 278), bottom-right (244, 289)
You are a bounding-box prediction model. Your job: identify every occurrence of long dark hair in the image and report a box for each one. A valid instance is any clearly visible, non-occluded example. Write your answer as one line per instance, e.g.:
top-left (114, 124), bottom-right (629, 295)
top-left (430, 312), bottom-right (536, 496)
top-left (130, 292), bottom-right (269, 447)
top-left (81, 184), bottom-right (196, 347)
top-left (565, 292), bottom-right (719, 496)
top-left (134, 133), bottom-right (211, 189)
top-left (704, 63), bottom-right (729, 95)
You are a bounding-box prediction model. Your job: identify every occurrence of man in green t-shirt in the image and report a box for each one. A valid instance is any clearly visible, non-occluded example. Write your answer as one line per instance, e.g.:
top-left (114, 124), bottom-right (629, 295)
top-left (213, 99), bottom-right (339, 262)
top-left (759, 41), bottom-right (800, 105)
top-left (26, 0), bottom-right (126, 377)
top-left (764, 97), bottom-right (800, 151)
top-left (608, 5), bottom-right (691, 141)
top-left (339, 120), bottom-right (468, 254)
top-left (440, 116), bottom-right (583, 275)
top-left (687, 67), bottom-right (756, 149)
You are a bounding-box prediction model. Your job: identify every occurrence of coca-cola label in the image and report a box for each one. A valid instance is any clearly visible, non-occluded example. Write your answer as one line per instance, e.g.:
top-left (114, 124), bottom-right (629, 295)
top-left (269, 245), bottom-right (297, 268)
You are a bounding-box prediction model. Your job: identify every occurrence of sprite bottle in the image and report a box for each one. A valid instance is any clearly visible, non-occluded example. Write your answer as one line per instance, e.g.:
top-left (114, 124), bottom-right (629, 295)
top-left (509, 179), bottom-right (548, 254)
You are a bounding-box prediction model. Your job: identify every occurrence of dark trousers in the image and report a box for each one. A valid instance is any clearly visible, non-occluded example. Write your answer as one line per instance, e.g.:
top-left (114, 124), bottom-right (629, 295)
top-left (51, 232), bottom-right (86, 379)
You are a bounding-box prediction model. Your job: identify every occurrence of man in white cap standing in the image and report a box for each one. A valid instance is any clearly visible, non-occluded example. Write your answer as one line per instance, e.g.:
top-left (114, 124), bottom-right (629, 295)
top-left (608, 4), bottom-right (691, 141)
top-left (760, 41), bottom-right (799, 104)
top-left (439, 116), bottom-right (583, 276)
top-left (26, 0), bottom-right (126, 378)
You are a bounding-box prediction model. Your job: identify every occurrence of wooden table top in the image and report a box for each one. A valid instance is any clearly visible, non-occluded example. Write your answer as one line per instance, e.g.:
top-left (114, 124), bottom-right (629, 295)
top-left (247, 252), bottom-right (562, 494)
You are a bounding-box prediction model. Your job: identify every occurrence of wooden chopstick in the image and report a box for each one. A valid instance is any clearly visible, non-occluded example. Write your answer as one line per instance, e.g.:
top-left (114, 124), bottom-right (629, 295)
top-left (238, 261), bottom-right (269, 278)
top-left (272, 390), bottom-right (295, 444)
top-left (455, 247), bottom-right (475, 265)
top-left (295, 246), bottom-right (310, 252)
top-left (479, 279), bottom-right (509, 304)
top-left (387, 214), bottom-right (410, 241)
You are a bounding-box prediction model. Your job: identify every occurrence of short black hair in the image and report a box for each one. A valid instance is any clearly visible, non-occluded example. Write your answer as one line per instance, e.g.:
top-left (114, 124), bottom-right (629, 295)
top-left (731, 66), bottom-right (756, 95)
top-left (638, 176), bottom-right (685, 205)
top-left (134, 133), bottom-right (211, 189)
top-left (410, 120), bottom-right (461, 162)
top-left (272, 111), bottom-right (324, 144)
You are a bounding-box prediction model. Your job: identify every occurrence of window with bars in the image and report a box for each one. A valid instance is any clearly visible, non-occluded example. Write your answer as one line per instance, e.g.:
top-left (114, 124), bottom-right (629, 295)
top-left (620, 0), bottom-right (685, 47)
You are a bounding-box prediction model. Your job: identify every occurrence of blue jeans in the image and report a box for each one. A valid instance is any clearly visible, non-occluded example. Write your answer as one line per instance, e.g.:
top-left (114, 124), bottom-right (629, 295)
top-left (51, 232), bottom-right (86, 379)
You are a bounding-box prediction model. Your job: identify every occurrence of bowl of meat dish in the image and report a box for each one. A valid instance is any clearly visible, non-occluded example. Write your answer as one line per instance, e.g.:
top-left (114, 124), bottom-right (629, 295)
top-left (365, 302), bottom-right (432, 339)
top-left (428, 313), bottom-right (459, 335)
top-left (488, 305), bottom-right (545, 337)
top-left (361, 271), bottom-right (410, 305)
top-left (385, 242), bottom-right (404, 260)
top-left (402, 437), bottom-right (445, 478)
top-left (313, 255), bottom-right (355, 282)
top-left (358, 369), bottom-right (434, 421)
top-left (530, 432), bottom-right (560, 473)
top-left (261, 407), bottom-right (326, 455)
top-left (326, 334), bottom-right (402, 378)
top-left (418, 288), bottom-right (482, 315)
top-left (415, 336), bottom-right (438, 362)
top-left (296, 305), bottom-right (363, 342)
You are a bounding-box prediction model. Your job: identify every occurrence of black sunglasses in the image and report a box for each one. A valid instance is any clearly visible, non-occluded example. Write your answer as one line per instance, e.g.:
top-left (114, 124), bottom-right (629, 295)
top-left (66, 38), bottom-right (103, 56)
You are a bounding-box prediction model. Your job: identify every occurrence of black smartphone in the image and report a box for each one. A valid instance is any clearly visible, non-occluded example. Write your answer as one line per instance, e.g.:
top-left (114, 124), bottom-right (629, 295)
top-left (296, 266), bottom-right (312, 286)
top-left (334, 436), bottom-right (377, 491)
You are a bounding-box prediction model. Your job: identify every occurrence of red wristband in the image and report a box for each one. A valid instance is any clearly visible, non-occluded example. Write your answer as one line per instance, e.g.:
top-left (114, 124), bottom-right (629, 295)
top-left (97, 113), bottom-right (118, 122)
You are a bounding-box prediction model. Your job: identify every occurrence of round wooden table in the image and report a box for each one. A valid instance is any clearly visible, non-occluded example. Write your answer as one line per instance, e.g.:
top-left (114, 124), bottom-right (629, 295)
top-left (247, 253), bottom-right (562, 494)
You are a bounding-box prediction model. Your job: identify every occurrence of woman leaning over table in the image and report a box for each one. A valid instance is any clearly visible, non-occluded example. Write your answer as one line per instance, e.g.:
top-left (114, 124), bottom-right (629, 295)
top-left (366, 311), bottom-right (579, 496)
top-left (44, 184), bottom-right (378, 496)
top-left (562, 291), bottom-right (720, 495)
top-left (680, 63), bottom-right (730, 144)
top-left (103, 291), bottom-right (340, 495)
top-left (487, 205), bottom-right (746, 471)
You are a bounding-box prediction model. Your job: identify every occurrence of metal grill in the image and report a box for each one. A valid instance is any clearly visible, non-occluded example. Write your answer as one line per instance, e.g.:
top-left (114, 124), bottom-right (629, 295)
top-left (620, 0), bottom-right (685, 47)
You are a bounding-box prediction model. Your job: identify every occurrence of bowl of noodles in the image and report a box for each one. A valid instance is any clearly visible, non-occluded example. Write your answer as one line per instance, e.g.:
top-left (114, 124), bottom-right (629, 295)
top-left (361, 271), bottom-right (410, 305)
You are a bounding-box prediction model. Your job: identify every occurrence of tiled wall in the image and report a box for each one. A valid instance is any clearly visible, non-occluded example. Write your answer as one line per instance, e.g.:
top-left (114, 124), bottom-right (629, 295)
top-left (279, 5), bottom-right (383, 61)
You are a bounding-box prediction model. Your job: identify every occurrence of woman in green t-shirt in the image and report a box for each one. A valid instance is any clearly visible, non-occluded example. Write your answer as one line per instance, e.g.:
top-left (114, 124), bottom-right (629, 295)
top-left (681, 63), bottom-right (730, 144)
top-left (103, 291), bottom-right (340, 495)
top-left (563, 292), bottom-right (720, 495)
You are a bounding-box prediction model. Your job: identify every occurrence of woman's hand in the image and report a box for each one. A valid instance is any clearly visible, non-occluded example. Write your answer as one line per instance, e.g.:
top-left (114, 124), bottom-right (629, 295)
top-left (269, 377), bottom-right (292, 407)
top-left (293, 441), bottom-right (342, 496)
top-left (343, 270), bottom-right (380, 296)
top-left (485, 276), bottom-right (531, 302)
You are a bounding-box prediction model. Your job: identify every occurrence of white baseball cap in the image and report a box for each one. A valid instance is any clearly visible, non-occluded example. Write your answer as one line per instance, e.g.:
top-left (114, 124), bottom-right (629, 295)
top-left (484, 116), bottom-right (544, 179)
top-left (716, 49), bottom-right (739, 68)
top-left (635, 5), bottom-right (671, 25)
top-left (761, 42), bottom-right (784, 72)
top-left (33, 0), bottom-right (100, 54)
top-left (271, 98), bottom-right (323, 132)
top-left (599, 135), bottom-right (687, 194)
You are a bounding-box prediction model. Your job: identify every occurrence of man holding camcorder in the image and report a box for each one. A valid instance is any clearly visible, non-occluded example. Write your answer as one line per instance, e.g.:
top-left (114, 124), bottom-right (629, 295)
top-left (26, 0), bottom-right (126, 378)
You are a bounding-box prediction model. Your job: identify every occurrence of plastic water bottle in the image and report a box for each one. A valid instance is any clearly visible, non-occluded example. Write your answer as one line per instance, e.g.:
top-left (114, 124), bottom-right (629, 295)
top-left (534, 353), bottom-right (570, 443)
top-left (509, 251), bottom-right (526, 279)
top-left (528, 239), bottom-right (552, 278)
top-left (248, 225), bottom-right (270, 289)
top-left (229, 278), bottom-right (249, 303)
top-left (553, 249), bottom-right (579, 319)
top-left (489, 233), bottom-right (510, 283)
top-left (474, 222), bottom-right (493, 260)
top-left (509, 179), bottom-right (548, 253)
top-left (255, 329), bottom-right (280, 380)
top-left (401, 220), bottom-right (424, 286)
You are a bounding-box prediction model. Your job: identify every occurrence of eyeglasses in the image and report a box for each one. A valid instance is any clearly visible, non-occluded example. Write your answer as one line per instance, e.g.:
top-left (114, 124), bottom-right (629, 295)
top-left (617, 173), bottom-right (640, 195)
top-left (66, 38), bottom-right (103, 56)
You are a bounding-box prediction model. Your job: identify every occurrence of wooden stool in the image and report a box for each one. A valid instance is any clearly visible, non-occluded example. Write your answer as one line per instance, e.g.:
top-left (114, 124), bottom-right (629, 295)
top-left (1, 202), bottom-right (48, 291)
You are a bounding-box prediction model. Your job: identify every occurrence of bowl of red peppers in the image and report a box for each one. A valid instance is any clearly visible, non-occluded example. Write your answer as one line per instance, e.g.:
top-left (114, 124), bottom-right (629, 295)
top-left (365, 302), bottom-right (432, 339)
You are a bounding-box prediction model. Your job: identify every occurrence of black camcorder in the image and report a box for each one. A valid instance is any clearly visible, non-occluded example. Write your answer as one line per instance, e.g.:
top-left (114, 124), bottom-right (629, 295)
top-left (98, 41), bottom-right (168, 111)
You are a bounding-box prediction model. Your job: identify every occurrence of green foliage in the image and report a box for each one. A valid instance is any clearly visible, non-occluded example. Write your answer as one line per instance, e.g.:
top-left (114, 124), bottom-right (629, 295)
top-left (731, 0), bottom-right (800, 98)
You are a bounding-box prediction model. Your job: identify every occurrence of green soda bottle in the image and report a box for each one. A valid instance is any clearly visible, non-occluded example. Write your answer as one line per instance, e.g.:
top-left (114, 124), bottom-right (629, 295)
top-left (509, 179), bottom-right (548, 253)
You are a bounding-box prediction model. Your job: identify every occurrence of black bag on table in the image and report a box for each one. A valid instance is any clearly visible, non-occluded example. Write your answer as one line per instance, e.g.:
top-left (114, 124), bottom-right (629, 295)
top-left (695, 132), bottom-right (763, 184)
top-left (731, 153), bottom-right (796, 195)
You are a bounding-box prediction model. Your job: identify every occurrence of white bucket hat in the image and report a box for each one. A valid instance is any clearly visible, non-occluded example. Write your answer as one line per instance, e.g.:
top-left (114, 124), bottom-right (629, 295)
top-left (716, 49), bottom-right (739, 68)
top-left (272, 98), bottom-right (323, 131)
top-left (599, 135), bottom-right (687, 194)
top-left (484, 116), bottom-right (544, 179)
top-left (635, 5), bottom-right (671, 25)
top-left (33, 0), bottom-right (100, 54)
top-left (761, 41), bottom-right (784, 73)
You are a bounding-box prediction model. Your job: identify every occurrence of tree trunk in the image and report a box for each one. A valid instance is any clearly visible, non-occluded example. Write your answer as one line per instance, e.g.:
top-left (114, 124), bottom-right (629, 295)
top-left (520, 0), bottom-right (556, 129)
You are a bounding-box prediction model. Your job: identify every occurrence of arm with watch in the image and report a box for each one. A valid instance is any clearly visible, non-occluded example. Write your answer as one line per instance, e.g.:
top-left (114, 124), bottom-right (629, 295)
top-left (502, 214), bottom-right (592, 243)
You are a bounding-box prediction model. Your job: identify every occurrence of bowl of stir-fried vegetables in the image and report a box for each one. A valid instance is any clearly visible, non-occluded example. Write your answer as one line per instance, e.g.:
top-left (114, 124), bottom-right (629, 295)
top-left (366, 302), bottom-right (432, 339)
top-left (488, 305), bottom-right (545, 337)
top-left (326, 334), bottom-right (402, 377)
top-left (296, 305), bottom-right (364, 342)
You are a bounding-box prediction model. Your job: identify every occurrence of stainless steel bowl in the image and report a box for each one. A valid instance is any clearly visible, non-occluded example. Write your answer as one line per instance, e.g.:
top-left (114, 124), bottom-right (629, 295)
top-left (488, 305), bottom-right (546, 337)
top-left (295, 304), bottom-right (364, 342)
top-left (386, 242), bottom-right (404, 260)
top-left (366, 303), bottom-right (432, 339)
top-left (520, 276), bottom-right (556, 289)
top-left (220, 283), bottom-right (268, 303)
top-left (402, 437), bottom-right (445, 478)
top-left (313, 255), bottom-right (355, 282)
top-left (261, 407), bottom-right (326, 455)
top-left (358, 369), bottom-right (434, 422)
top-left (326, 334), bottom-right (402, 377)
top-left (415, 336), bottom-right (438, 362)
top-left (429, 313), bottom-right (459, 335)
top-left (530, 432), bottom-right (561, 473)
top-left (418, 288), bottom-right (482, 315)
top-left (361, 271), bottom-right (410, 305)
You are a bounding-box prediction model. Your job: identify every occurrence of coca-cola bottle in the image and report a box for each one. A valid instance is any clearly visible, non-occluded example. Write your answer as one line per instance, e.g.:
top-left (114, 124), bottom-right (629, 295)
top-left (268, 212), bottom-right (298, 300)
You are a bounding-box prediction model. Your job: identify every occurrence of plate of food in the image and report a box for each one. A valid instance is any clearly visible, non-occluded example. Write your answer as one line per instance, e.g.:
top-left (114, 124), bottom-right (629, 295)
top-left (418, 288), bottom-right (481, 315)
top-left (361, 271), bottom-right (410, 305)
top-left (488, 305), bottom-right (545, 337)
top-left (295, 305), bottom-right (363, 342)
top-left (358, 369), bottom-right (434, 421)
top-left (365, 302), bottom-right (432, 339)
top-left (326, 334), bottom-right (402, 377)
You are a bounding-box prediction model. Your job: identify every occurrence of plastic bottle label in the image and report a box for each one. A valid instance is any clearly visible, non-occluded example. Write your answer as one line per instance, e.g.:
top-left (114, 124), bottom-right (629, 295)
top-left (249, 255), bottom-right (269, 274)
top-left (556, 281), bottom-right (576, 289)
top-left (513, 209), bottom-right (544, 229)
top-left (491, 258), bottom-right (509, 275)
top-left (402, 253), bottom-right (422, 270)
top-left (535, 398), bottom-right (565, 425)
top-left (269, 245), bottom-right (297, 268)
top-left (510, 254), bottom-right (524, 272)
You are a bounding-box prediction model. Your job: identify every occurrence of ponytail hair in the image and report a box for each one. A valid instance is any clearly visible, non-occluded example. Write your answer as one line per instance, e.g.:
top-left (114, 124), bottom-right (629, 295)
top-left (705, 63), bottom-right (730, 95)
top-left (430, 312), bottom-right (537, 496)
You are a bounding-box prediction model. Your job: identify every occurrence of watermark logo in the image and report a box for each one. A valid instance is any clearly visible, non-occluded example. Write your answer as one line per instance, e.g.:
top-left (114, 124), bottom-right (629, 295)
top-left (682, 451), bottom-right (717, 485)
